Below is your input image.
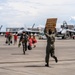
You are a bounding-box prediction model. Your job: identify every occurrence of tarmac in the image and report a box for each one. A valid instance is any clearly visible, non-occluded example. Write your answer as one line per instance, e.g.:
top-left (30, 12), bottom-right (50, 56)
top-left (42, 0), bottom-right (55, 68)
top-left (0, 36), bottom-right (75, 75)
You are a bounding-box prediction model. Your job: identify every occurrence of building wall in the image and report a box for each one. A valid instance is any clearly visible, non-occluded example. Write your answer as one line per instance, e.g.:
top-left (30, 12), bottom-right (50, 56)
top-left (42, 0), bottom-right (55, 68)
top-left (6, 28), bottom-right (24, 32)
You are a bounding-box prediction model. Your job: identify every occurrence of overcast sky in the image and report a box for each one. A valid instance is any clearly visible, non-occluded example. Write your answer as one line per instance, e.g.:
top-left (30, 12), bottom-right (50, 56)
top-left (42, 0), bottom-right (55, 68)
top-left (0, 0), bottom-right (75, 31)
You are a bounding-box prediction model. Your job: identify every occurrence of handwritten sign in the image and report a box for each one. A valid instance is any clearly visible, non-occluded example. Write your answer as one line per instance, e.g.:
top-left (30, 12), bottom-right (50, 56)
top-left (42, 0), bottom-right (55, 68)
top-left (45, 18), bottom-right (57, 31)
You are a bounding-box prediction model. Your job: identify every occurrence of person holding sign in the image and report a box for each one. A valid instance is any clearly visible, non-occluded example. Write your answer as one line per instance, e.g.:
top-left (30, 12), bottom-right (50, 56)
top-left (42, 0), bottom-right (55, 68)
top-left (44, 27), bottom-right (58, 67)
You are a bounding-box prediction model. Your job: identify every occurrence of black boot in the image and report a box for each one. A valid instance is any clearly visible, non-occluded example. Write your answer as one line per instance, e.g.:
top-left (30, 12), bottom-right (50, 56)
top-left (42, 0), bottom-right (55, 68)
top-left (23, 50), bottom-right (25, 55)
top-left (55, 57), bottom-right (58, 63)
top-left (23, 52), bottom-right (25, 55)
top-left (52, 56), bottom-right (58, 63)
top-left (45, 63), bottom-right (49, 67)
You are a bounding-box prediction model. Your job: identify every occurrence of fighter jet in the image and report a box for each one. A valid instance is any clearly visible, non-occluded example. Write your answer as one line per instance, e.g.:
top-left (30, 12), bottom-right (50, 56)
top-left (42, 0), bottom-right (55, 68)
top-left (17, 24), bottom-right (40, 35)
top-left (56, 21), bottom-right (75, 39)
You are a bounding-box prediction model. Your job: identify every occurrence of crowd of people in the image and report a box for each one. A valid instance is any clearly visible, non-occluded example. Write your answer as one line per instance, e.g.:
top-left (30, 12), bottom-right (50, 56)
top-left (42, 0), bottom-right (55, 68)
top-left (5, 32), bottom-right (18, 45)
top-left (5, 31), bottom-right (37, 53)
top-left (4, 29), bottom-right (58, 67)
top-left (18, 31), bottom-right (37, 54)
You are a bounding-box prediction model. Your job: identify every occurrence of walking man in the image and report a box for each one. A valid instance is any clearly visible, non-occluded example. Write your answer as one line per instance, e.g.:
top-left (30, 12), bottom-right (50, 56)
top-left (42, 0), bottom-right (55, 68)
top-left (19, 31), bottom-right (28, 54)
top-left (44, 27), bottom-right (58, 67)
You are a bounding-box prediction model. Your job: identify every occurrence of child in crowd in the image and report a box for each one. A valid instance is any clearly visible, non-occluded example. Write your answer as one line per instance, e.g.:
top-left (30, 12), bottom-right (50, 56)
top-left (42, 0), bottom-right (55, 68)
top-left (14, 33), bottom-right (18, 45)
top-left (32, 35), bottom-right (37, 48)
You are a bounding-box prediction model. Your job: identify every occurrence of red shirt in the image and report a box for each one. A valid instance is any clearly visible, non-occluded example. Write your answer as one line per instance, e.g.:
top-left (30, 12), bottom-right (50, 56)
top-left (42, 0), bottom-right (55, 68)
top-left (14, 35), bottom-right (18, 40)
top-left (5, 32), bottom-right (9, 37)
top-left (32, 38), bottom-right (37, 44)
top-left (28, 38), bottom-right (32, 46)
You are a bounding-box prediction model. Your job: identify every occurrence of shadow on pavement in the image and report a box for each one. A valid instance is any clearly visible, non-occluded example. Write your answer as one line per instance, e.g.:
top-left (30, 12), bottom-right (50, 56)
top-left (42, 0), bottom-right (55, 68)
top-left (25, 65), bottom-right (52, 68)
top-left (0, 58), bottom-right (75, 64)
top-left (11, 53), bottom-right (28, 55)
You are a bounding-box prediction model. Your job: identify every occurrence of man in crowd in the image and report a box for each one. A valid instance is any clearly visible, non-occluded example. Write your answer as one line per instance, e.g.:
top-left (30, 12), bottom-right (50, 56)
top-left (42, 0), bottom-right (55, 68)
top-left (19, 31), bottom-right (28, 54)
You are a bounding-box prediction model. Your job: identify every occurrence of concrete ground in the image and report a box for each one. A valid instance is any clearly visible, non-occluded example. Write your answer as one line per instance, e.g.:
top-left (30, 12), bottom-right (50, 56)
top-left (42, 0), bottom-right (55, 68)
top-left (0, 36), bottom-right (75, 75)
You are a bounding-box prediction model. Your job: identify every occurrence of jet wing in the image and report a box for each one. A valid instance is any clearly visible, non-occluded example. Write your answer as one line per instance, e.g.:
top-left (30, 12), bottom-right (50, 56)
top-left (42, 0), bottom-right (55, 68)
top-left (67, 29), bottom-right (75, 33)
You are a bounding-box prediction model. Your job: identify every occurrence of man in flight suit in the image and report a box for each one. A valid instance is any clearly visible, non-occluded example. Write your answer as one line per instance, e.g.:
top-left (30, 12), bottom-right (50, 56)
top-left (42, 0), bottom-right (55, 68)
top-left (44, 27), bottom-right (58, 67)
top-left (19, 31), bottom-right (28, 54)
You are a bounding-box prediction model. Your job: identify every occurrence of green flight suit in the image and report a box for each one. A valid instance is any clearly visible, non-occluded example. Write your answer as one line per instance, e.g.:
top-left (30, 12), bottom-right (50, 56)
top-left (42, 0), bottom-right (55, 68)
top-left (44, 28), bottom-right (57, 64)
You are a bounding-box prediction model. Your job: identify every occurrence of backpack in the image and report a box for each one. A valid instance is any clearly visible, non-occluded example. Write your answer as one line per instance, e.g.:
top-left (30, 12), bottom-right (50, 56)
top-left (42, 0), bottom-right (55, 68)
top-left (28, 44), bottom-right (32, 50)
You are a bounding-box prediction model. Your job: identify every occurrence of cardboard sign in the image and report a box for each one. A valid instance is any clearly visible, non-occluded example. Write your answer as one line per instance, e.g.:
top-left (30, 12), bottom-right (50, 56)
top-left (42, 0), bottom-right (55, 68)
top-left (45, 18), bottom-right (57, 31)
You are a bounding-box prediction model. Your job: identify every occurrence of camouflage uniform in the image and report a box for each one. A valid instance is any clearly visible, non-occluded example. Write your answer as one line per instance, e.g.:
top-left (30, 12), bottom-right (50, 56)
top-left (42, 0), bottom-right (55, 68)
top-left (19, 34), bottom-right (28, 54)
